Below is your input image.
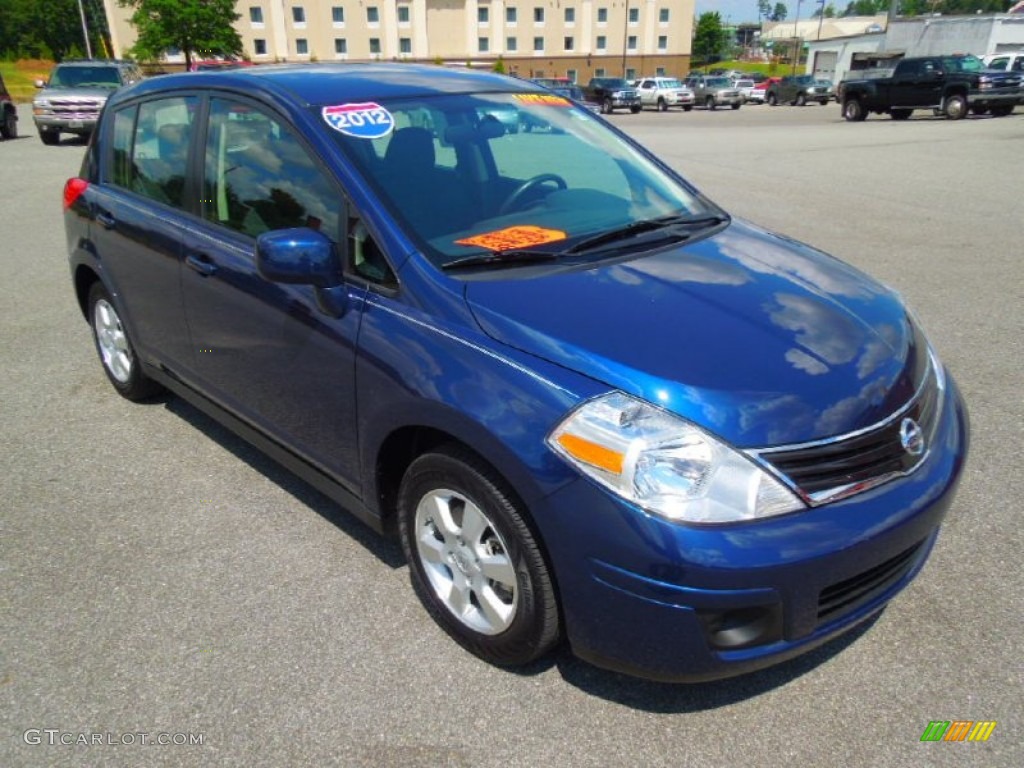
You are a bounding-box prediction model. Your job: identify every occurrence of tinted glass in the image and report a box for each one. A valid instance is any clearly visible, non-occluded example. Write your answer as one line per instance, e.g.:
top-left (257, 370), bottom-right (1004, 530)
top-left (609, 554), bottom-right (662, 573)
top-left (49, 65), bottom-right (121, 88)
top-left (202, 99), bottom-right (341, 240)
top-left (121, 96), bottom-right (197, 208)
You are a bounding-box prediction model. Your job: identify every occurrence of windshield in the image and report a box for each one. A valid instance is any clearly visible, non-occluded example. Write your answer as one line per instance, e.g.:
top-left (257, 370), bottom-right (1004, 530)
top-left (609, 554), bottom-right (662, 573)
top-left (595, 79), bottom-right (630, 89)
top-left (945, 55), bottom-right (983, 72)
top-left (706, 78), bottom-right (731, 88)
top-left (49, 66), bottom-right (121, 88)
top-left (323, 92), bottom-right (718, 269)
top-left (660, 79), bottom-right (683, 88)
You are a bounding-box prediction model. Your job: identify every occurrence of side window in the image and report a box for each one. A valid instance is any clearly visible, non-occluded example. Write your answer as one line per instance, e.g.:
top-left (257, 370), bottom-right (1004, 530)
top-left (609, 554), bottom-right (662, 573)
top-left (988, 57), bottom-right (1007, 71)
top-left (202, 99), bottom-right (342, 240)
top-left (111, 96), bottom-right (196, 208)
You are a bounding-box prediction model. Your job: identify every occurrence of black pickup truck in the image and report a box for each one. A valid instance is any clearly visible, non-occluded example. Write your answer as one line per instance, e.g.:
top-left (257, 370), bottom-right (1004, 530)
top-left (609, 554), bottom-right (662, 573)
top-left (839, 54), bottom-right (1021, 121)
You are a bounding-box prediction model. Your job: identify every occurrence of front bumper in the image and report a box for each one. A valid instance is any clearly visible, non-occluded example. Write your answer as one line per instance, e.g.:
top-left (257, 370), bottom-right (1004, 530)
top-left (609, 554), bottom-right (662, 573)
top-left (970, 90), bottom-right (1021, 108)
top-left (33, 114), bottom-right (99, 135)
top-left (711, 93), bottom-right (743, 106)
top-left (534, 376), bottom-right (968, 682)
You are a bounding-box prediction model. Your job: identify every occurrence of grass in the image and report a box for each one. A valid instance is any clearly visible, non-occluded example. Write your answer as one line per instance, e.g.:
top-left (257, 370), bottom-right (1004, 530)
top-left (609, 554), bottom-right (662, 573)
top-left (1, 59), bottom-right (55, 102)
top-left (693, 59), bottom-right (806, 77)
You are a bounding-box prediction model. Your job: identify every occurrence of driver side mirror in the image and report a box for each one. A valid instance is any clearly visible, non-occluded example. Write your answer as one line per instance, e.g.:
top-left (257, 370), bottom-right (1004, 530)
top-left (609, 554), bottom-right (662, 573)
top-left (34, 79), bottom-right (46, 88)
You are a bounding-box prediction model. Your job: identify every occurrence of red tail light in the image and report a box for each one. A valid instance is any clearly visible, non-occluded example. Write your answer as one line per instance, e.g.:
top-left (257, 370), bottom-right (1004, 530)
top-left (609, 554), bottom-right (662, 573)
top-left (63, 177), bottom-right (89, 210)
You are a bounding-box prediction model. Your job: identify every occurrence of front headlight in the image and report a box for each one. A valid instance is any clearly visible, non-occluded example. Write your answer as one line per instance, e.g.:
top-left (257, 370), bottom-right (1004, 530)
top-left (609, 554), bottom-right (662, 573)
top-left (547, 392), bottom-right (804, 524)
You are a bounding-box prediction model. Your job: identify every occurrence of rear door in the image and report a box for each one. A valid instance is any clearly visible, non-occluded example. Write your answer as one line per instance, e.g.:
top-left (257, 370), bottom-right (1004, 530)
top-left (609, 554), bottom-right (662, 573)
top-left (179, 96), bottom-right (367, 490)
top-left (89, 94), bottom-right (199, 370)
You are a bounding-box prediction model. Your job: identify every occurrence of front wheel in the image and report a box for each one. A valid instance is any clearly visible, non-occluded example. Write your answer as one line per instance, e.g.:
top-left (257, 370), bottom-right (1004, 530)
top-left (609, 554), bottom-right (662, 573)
top-left (767, 93), bottom-right (778, 106)
top-left (990, 105), bottom-right (1014, 117)
top-left (731, 103), bottom-right (741, 110)
top-left (629, 105), bottom-right (641, 114)
top-left (682, 105), bottom-right (693, 112)
top-left (795, 93), bottom-right (806, 107)
top-left (843, 98), bottom-right (866, 122)
top-left (944, 93), bottom-right (967, 120)
top-left (706, 96), bottom-right (716, 111)
top-left (88, 283), bottom-right (163, 401)
top-left (398, 447), bottom-right (560, 667)
top-left (39, 128), bottom-right (59, 145)
top-left (601, 98), bottom-right (613, 115)
top-left (0, 109), bottom-right (16, 139)
top-left (657, 98), bottom-right (667, 112)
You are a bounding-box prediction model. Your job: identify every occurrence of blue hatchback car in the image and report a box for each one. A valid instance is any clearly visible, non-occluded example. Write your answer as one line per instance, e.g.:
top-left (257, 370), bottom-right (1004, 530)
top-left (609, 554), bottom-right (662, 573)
top-left (65, 64), bottom-right (968, 682)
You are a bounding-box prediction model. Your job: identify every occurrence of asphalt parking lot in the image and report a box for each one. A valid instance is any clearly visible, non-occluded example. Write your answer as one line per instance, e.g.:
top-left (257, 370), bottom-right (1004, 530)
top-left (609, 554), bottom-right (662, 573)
top-left (1, 100), bottom-right (1021, 767)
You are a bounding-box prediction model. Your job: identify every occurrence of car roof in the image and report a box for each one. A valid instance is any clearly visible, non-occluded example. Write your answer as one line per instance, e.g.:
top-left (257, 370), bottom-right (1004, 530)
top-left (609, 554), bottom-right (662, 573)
top-left (113, 63), bottom-right (545, 109)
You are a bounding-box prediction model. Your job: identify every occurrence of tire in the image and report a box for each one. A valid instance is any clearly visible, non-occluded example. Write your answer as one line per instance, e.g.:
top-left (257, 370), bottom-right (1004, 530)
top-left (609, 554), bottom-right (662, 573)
top-left (970, 105), bottom-right (988, 116)
top-left (819, 99), bottom-right (829, 106)
top-left (398, 446), bottom-right (560, 667)
top-left (601, 98), bottom-right (613, 115)
top-left (657, 97), bottom-right (667, 112)
top-left (796, 93), bottom-right (806, 107)
top-left (629, 105), bottom-right (641, 114)
top-left (39, 128), bottom-right (59, 145)
top-left (682, 105), bottom-right (693, 112)
top-left (990, 105), bottom-right (1014, 117)
top-left (891, 109), bottom-right (912, 121)
top-left (843, 98), bottom-right (866, 122)
top-left (731, 103), bottom-right (741, 110)
top-left (944, 93), bottom-right (967, 120)
top-left (767, 92), bottom-right (777, 106)
top-left (0, 109), bottom-right (16, 139)
top-left (87, 283), bottom-right (163, 401)
top-left (706, 96), bottom-right (716, 111)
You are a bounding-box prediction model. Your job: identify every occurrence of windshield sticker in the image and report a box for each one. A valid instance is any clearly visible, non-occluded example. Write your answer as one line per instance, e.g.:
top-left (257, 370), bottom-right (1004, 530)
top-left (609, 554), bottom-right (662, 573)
top-left (322, 103), bottom-right (394, 139)
top-left (513, 94), bottom-right (572, 107)
top-left (456, 225), bottom-right (567, 251)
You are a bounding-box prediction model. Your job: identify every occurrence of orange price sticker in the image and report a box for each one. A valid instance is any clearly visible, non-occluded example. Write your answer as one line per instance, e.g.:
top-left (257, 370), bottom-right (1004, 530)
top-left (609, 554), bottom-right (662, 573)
top-left (513, 94), bottom-right (572, 107)
top-left (455, 225), bottom-right (568, 252)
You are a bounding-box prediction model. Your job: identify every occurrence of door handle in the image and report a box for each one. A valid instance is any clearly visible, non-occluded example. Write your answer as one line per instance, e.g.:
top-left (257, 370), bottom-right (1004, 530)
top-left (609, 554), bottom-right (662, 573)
top-left (96, 211), bottom-right (116, 229)
top-left (186, 254), bottom-right (218, 277)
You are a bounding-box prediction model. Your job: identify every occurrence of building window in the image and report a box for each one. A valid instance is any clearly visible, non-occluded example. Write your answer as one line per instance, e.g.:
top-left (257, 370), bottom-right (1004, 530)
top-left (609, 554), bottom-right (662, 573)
top-left (331, 6), bottom-right (344, 24)
top-left (369, 38), bottom-right (381, 54)
top-left (533, 36), bottom-right (544, 52)
top-left (296, 38), bottom-right (308, 55)
top-left (564, 8), bottom-right (575, 24)
top-left (506, 36), bottom-right (517, 51)
top-left (595, 67), bottom-right (606, 77)
top-left (657, 35), bottom-right (667, 51)
top-left (367, 7), bottom-right (379, 24)
top-left (253, 38), bottom-right (267, 56)
top-left (659, 8), bottom-right (670, 23)
top-left (397, 5), bottom-right (410, 24)
top-left (506, 7), bottom-right (517, 24)
top-left (566, 68), bottom-right (577, 83)
top-left (656, 66), bottom-right (665, 76)
top-left (400, 37), bottom-right (412, 54)
top-left (334, 38), bottom-right (347, 55)
top-left (627, 35), bottom-right (637, 51)
top-left (625, 67), bottom-right (636, 80)
top-left (596, 35), bottom-right (606, 51)
top-left (249, 7), bottom-right (263, 25)
top-left (478, 37), bottom-right (489, 52)
top-left (597, 7), bottom-right (607, 24)
top-left (563, 36), bottom-right (573, 51)
top-left (533, 7), bottom-right (544, 24)
top-left (628, 8), bottom-right (639, 24)
top-left (292, 6), bottom-right (305, 24)
top-left (478, 7), bottom-right (488, 24)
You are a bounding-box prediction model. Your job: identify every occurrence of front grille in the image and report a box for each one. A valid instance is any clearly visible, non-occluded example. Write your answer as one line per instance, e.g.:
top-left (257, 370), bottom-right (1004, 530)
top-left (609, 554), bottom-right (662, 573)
top-left (818, 540), bottom-right (925, 622)
top-left (49, 99), bottom-right (103, 119)
top-left (756, 353), bottom-right (942, 504)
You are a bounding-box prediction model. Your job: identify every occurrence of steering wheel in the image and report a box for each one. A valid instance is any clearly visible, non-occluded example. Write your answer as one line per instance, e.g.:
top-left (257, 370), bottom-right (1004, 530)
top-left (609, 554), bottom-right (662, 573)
top-left (499, 174), bottom-right (568, 215)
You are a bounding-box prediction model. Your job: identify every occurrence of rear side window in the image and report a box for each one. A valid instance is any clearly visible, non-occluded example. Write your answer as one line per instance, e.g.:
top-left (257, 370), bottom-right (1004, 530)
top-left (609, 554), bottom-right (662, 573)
top-left (202, 99), bottom-right (341, 240)
top-left (109, 96), bottom-right (198, 208)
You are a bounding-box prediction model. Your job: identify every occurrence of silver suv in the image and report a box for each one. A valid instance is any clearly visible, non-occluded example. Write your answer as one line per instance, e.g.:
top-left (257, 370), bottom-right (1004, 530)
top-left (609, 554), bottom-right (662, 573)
top-left (633, 77), bottom-right (695, 112)
top-left (33, 60), bottom-right (143, 145)
top-left (685, 76), bottom-right (743, 111)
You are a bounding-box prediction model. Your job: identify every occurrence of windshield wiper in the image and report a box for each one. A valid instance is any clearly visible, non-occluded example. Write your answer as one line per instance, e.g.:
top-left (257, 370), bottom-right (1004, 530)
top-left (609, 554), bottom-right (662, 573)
top-left (566, 213), bottom-right (728, 255)
top-left (441, 249), bottom-right (563, 271)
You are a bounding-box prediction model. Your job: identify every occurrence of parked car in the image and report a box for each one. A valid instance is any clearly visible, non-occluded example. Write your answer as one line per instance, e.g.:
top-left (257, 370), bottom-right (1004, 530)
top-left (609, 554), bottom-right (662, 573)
top-left (684, 75), bottom-right (743, 110)
top-left (840, 54), bottom-right (1022, 121)
top-left (65, 64), bottom-right (968, 683)
top-left (33, 59), bottom-right (144, 145)
top-left (766, 75), bottom-right (831, 106)
top-left (734, 78), bottom-right (759, 104)
top-left (981, 52), bottom-right (1024, 75)
top-left (0, 73), bottom-right (17, 139)
top-left (582, 77), bottom-right (641, 114)
top-left (632, 76), bottom-right (695, 111)
top-left (549, 85), bottom-right (602, 114)
top-left (816, 78), bottom-right (837, 102)
top-left (749, 76), bottom-right (780, 104)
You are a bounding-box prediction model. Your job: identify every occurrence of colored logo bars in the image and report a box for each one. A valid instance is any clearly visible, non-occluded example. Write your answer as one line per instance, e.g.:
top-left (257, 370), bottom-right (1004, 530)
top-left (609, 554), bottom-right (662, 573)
top-left (920, 721), bottom-right (997, 742)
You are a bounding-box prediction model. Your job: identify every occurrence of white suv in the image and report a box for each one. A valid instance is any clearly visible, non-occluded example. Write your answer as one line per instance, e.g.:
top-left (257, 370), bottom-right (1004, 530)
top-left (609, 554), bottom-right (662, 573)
top-left (633, 77), bottom-right (695, 112)
top-left (982, 52), bottom-right (1024, 74)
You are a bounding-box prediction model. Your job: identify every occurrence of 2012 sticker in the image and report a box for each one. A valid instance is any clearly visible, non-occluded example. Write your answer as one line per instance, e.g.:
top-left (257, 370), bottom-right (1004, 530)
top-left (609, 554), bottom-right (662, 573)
top-left (456, 225), bottom-right (567, 251)
top-left (322, 103), bottom-right (395, 139)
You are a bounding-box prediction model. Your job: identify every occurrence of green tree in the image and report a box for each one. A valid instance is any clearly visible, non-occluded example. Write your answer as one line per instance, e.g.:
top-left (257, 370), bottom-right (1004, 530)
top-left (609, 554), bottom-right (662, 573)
top-left (771, 2), bottom-right (789, 21)
top-left (693, 12), bottom-right (726, 66)
top-left (119, 0), bottom-right (241, 69)
top-left (0, 0), bottom-right (101, 60)
top-left (757, 0), bottom-right (773, 21)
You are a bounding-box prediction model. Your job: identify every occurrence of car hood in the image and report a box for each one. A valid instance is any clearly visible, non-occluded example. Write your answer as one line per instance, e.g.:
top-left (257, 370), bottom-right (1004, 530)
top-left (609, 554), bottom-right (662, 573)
top-left (38, 86), bottom-right (114, 100)
top-left (464, 219), bottom-right (928, 447)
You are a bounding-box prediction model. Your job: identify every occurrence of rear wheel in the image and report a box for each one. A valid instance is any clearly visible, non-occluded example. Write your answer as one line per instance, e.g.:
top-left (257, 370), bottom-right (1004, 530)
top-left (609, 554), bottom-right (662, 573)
top-left (890, 108), bottom-right (912, 120)
top-left (657, 97), bottom-right (667, 112)
top-left (990, 105), bottom-right (1014, 117)
top-left (87, 283), bottom-right (163, 401)
top-left (843, 98), bottom-right (866, 122)
top-left (0, 109), bottom-right (16, 139)
top-left (398, 447), bottom-right (560, 667)
top-left (944, 93), bottom-right (967, 120)
top-left (767, 92), bottom-right (778, 106)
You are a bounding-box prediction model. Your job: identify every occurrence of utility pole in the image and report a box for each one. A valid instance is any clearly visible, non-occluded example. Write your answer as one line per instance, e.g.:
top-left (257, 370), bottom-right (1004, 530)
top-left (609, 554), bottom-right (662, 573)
top-left (792, 0), bottom-right (803, 75)
top-left (77, 0), bottom-right (93, 58)
top-left (621, 0), bottom-right (630, 78)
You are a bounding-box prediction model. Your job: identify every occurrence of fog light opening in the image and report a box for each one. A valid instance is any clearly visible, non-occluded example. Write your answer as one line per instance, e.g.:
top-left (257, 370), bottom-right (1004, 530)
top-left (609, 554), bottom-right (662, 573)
top-left (700, 605), bottom-right (782, 650)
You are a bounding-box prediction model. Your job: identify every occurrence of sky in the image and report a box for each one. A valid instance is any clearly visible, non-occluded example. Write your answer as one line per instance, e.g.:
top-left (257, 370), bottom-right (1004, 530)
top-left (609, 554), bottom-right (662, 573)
top-left (695, 0), bottom-right (820, 25)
